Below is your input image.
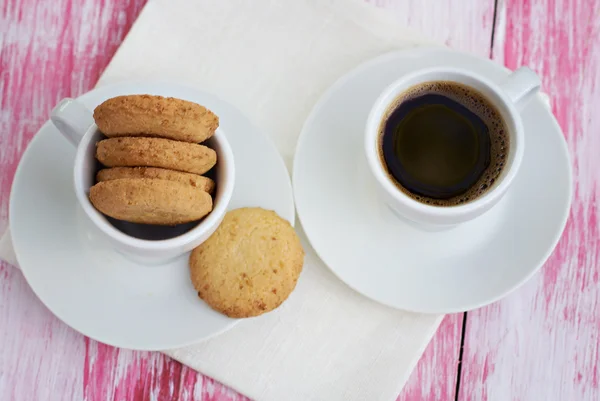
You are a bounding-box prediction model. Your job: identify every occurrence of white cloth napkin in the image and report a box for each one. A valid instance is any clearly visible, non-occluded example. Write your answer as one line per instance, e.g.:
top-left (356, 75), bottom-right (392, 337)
top-left (1, 1), bottom-right (445, 400)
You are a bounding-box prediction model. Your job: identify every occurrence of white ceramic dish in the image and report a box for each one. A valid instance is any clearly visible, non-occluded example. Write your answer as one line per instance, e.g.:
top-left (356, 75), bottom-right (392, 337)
top-left (293, 47), bottom-right (572, 313)
top-left (364, 66), bottom-right (540, 229)
top-left (51, 98), bottom-right (235, 264)
top-left (10, 82), bottom-right (295, 350)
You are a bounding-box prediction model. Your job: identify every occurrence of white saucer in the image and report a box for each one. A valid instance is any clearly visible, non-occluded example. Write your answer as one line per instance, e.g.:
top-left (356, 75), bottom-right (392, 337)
top-left (10, 83), bottom-right (294, 350)
top-left (293, 47), bottom-right (572, 313)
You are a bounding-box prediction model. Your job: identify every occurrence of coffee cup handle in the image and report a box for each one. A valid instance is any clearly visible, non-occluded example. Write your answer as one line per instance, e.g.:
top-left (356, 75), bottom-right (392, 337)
top-left (499, 66), bottom-right (542, 112)
top-left (50, 98), bottom-right (94, 147)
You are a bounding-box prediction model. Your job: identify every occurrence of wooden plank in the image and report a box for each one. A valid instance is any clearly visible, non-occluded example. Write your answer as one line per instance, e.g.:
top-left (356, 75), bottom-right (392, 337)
top-left (83, 340), bottom-right (247, 400)
top-left (458, 0), bottom-right (600, 400)
top-left (397, 314), bottom-right (464, 401)
top-left (0, 265), bottom-right (84, 400)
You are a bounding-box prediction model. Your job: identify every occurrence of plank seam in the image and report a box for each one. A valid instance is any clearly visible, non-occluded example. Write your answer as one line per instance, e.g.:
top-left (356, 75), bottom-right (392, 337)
top-left (454, 312), bottom-right (468, 401)
top-left (489, 0), bottom-right (500, 58)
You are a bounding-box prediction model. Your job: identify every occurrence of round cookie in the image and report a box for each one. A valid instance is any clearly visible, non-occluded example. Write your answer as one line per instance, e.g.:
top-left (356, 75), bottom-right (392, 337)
top-left (97, 167), bottom-right (215, 194)
top-left (93, 94), bottom-right (219, 143)
top-left (89, 178), bottom-right (213, 225)
top-left (189, 207), bottom-right (304, 318)
top-left (96, 137), bottom-right (217, 175)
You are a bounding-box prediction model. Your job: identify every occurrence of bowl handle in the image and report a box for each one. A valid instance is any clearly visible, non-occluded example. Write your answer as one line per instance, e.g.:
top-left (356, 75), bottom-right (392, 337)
top-left (499, 67), bottom-right (542, 112)
top-left (50, 98), bottom-right (94, 147)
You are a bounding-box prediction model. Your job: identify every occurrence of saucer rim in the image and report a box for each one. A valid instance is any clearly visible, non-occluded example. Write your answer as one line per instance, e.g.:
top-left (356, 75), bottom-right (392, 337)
top-left (292, 46), bottom-right (573, 313)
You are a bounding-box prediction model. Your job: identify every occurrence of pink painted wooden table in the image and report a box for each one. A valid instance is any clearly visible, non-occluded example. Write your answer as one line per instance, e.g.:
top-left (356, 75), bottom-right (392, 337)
top-left (1, 0), bottom-right (598, 400)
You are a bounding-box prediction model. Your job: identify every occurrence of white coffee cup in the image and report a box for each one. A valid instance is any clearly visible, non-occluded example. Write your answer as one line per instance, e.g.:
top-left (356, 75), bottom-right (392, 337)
top-left (364, 66), bottom-right (541, 229)
top-left (50, 98), bottom-right (235, 263)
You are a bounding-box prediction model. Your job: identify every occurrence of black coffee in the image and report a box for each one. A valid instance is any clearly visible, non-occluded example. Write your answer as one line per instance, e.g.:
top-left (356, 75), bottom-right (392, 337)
top-left (378, 81), bottom-right (509, 206)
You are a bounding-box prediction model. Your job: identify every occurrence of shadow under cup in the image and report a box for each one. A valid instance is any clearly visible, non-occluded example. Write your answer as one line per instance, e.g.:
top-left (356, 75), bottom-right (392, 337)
top-left (78, 129), bottom-right (223, 241)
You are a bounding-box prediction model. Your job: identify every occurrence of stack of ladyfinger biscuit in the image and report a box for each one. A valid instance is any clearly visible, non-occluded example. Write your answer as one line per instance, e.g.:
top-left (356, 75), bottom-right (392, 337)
top-left (89, 95), bottom-right (219, 225)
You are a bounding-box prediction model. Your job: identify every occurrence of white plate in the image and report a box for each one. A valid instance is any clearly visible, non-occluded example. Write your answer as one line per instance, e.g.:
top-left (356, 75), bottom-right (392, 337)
top-left (293, 47), bottom-right (572, 313)
top-left (10, 83), bottom-right (295, 350)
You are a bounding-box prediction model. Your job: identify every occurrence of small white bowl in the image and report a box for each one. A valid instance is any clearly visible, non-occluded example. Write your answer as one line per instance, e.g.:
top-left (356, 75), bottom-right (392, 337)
top-left (51, 97), bottom-right (235, 264)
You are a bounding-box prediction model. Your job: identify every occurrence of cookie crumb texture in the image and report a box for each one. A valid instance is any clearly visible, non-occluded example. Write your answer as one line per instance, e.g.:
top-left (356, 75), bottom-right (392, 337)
top-left (96, 137), bottom-right (217, 175)
top-left (189, 207), bottom-right (304, 318)
top-left (97, 167), bottom-right (215, 194)
top-left (93, 94), bottom-right (219, 143)
top-left (89, 178), bottom-right (213, 225)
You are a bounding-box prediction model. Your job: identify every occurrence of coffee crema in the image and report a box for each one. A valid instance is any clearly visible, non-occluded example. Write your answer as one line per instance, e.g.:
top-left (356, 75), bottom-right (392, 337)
top-left (378, 81), bottom-right (509, 206)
